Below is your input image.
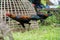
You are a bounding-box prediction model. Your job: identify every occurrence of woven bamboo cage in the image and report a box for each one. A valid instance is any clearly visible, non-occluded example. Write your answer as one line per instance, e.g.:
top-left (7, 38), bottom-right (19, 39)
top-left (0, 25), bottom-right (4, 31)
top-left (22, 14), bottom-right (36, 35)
top-left (0, 0), bottom-right (39, 30)
top-left (0, 0), bottom-right (39, 40)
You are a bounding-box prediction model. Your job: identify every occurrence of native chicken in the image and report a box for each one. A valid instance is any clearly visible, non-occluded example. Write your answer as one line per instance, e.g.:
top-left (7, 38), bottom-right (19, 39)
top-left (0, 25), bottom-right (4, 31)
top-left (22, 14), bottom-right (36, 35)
top-left (6, 13), bottom-right (40, 29)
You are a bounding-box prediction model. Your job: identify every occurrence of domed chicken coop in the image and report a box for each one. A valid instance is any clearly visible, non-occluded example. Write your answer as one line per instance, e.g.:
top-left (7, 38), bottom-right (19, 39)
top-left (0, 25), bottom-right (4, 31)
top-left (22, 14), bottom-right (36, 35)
top-left (0, 0), bottom-right (39, 40)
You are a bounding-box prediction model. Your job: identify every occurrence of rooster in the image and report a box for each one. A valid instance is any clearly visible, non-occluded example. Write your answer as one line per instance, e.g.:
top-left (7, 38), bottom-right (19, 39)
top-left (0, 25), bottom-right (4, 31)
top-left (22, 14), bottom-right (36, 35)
top-left (6, 13), bottom-right (40, 29)
top-left (6, 11), bottom-right (52, 29)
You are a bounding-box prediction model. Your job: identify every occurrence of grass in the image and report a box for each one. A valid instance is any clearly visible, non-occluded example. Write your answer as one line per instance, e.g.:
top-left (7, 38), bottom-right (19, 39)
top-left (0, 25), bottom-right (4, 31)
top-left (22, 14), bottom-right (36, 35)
top-left (5, 11), bottom-right (60, 40)
top-left (12, 25), bottom-right (60, 40)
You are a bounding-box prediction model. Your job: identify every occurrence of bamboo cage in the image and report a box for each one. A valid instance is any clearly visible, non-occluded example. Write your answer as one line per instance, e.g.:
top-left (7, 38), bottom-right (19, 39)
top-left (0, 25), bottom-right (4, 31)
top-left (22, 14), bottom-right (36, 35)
top-left (0, 0), bottom-right (39, 30)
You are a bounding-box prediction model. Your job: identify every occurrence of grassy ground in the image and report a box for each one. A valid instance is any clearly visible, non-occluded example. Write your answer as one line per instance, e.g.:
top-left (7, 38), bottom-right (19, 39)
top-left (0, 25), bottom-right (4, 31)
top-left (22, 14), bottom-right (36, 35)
top-left (12, 24), bottom-right (60, 40)
top-left (4, 13), bottom-right (60, 40)
top-left (5, 11), bottom-right (60, 40)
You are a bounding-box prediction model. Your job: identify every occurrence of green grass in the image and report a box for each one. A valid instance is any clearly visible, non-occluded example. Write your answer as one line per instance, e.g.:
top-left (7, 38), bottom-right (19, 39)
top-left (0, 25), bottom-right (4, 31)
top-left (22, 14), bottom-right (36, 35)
top-left (12, 25), bottom-right (60, 40)
top-left (5, 13), bottom-right (60, 40)
top-left (5, 11), bottom-right (60, 40)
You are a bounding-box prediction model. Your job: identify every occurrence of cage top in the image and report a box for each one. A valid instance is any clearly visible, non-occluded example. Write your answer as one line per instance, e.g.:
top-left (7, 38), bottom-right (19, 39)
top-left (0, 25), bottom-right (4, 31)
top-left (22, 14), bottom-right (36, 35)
top-left (0, 0), bottom-right (36, 16)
